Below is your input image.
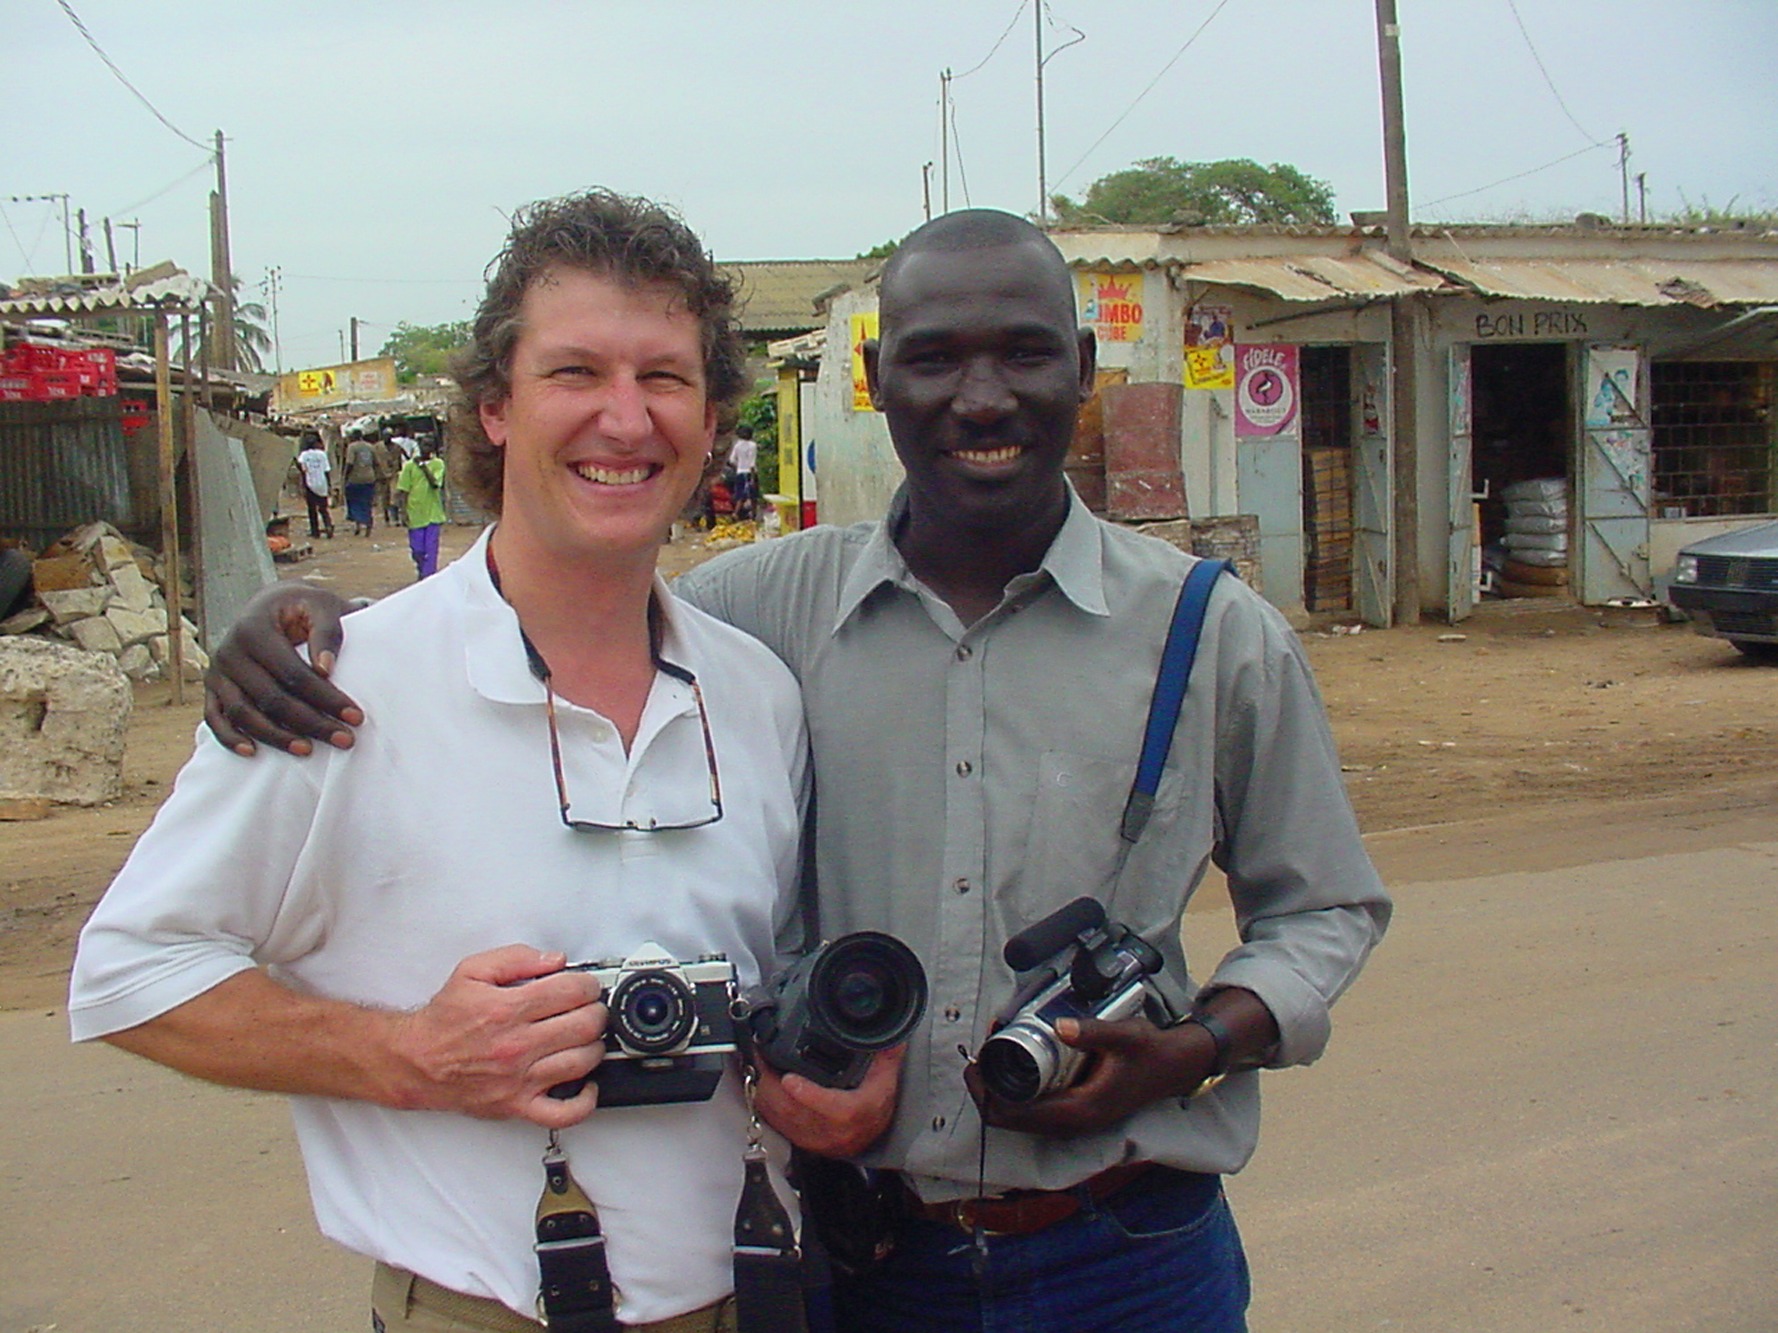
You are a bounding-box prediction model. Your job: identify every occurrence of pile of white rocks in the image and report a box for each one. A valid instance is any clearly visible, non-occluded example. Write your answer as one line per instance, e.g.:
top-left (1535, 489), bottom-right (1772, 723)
top-left (1, 521), bottom-right (209, 682)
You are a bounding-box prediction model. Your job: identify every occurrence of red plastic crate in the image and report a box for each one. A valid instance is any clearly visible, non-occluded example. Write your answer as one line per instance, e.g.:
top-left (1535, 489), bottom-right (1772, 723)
top-left (35, 370), bottom-right (83, 399)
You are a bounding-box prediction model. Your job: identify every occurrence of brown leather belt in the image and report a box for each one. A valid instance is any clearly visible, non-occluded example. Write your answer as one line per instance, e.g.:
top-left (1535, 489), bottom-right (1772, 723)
top-left (901, 1161), bottom-right (1153, 1237)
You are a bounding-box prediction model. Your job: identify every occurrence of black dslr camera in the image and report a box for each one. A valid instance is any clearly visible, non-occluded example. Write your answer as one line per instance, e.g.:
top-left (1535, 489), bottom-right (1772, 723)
top-left (737, 932), bottom-right (928, 1089)
top-left (549, 943), bottom-right (738, 1108)
top-left (975, 898), bottom-right (1171, 1104)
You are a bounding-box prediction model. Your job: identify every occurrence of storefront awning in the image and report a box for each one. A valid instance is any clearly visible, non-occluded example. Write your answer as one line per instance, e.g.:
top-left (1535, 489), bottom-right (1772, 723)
top-left (1415, 257), bottom-right (1778, 308)
top-left (1176, 254), bottom-right (1443, 301)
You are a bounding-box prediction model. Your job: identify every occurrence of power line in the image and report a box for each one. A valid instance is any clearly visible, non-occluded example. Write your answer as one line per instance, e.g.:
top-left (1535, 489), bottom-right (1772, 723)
top-left (110, 153), bottom-right (213, 217)
top-left (55, 0), bottom-right (211, 152)
top-left (1503, 0), bottom-right (1606, 147)
top-left (1052, 0), bottom-right (1234, 193)
top-left (284, 273), bottom-right (482, 286)
top-left (1420, 141), bottom-right (1611, 211)
top-left (953, 1), bottom-right (1029, 80)
top-left (0, 202), bottom-right (38, 270)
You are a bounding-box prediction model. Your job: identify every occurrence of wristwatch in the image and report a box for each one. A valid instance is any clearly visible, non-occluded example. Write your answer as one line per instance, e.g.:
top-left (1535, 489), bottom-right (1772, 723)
top-left (1180, 1008), bottom-right (1234, 1101)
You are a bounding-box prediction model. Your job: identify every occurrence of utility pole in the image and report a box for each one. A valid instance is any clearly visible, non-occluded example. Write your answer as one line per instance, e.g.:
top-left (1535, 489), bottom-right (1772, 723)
top-left (922, 162), bottom-right (934, 222)
top-left (350, 316), bottom-right (361, 363)
top-left (1034, 2), bottom-right (1048, 226)
top-left (209, 129), bottom-right (238, 371)
top-left (1616, 132), bottom-right (1631, 225)
top-left (940, 69), bottom-right (952, 215)
top-left (102, 217), bottom-right (117, 274)
top-left (116, 219), bottom-right (141, 272)
top-left (1376, 0), bottom-right (1419, 625)
top-left (262, 265), bottom-right (283, 371)
top-left (1635, 172), bottom-right (1648, 225)
top-left (76, 208), bottom-right (95, 273)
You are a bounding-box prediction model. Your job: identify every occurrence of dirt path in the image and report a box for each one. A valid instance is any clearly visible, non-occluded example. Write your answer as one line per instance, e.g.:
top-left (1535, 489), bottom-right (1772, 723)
top-left (3, 526), bottom-right (1774, 1014)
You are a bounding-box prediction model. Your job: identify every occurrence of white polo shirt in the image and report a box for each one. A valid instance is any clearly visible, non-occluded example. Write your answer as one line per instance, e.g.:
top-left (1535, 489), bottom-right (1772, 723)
top-left (71, 527), bottom-right (809, 1324)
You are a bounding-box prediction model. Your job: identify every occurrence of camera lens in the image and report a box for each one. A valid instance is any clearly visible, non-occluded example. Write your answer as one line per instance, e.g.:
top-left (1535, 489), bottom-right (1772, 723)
top-left (609, 970), bottom-right (696, 1055)
top-left (810, 933), bottom-right (927, 1048)
top-left (978, 1028), bottom-right (1050, 1103)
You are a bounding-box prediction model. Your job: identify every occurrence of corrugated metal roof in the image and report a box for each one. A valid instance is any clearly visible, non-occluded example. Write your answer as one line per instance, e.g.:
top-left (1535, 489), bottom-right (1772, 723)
top-left (1176, 254), bottom-right (1443, 301)
top-left (0, 266), bottom-right (210, 317)
top-left (1415, 257), bottom-right (1778, 307)
top-left (721, 260), bottom-right (876, 334)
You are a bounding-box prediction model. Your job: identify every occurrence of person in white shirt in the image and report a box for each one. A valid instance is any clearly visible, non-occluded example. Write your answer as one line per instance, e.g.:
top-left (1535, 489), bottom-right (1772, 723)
top-left (726, 424), bottom-right (759, 520)
top-left (71, 189), bottom-right (817, 1333)
top-left (296, 433), bottom-right (335, 538)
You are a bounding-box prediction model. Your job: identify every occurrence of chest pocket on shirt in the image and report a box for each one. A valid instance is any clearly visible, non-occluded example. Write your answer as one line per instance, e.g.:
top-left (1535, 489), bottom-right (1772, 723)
top-left (1020, 750), bottom-right (1200, 913)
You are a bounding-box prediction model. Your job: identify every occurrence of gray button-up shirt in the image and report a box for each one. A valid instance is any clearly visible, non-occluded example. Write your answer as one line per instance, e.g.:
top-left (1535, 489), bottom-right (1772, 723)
top-left (676, 489), bottom-right (1390, 1199)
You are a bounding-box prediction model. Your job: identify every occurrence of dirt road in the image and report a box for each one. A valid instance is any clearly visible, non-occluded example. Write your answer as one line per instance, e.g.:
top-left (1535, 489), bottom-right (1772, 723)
top-left (3, 524), bottom-right (1774, 1329)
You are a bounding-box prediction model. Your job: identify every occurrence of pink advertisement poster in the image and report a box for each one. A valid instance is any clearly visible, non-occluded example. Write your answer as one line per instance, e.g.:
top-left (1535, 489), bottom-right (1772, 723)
top-left (1233, 344), bottom-right (1301, 437)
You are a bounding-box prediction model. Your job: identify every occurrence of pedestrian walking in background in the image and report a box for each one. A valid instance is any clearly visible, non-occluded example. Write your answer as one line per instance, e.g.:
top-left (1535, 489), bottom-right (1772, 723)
top-left (295, 433), bottom-right (335, 539)
top-left (343, 430), bottom-right (380, 536)
top-left (396, 438), bottom-right (448, 579)
top-left (727, 423), bottom-right (759, 520)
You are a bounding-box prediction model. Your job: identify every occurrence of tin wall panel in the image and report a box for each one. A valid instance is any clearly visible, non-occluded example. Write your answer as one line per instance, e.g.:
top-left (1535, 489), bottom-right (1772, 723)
top-left (0, 398), bottom-right (140, 549)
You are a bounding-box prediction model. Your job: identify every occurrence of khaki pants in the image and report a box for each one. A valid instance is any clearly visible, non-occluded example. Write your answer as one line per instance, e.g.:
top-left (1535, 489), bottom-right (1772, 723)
top-left (371, 1263), bottom-right (735, 1333)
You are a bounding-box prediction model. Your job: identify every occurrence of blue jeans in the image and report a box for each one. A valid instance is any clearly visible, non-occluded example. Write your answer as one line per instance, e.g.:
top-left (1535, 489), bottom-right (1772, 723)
top-left (828, 1168), bottom-right (1249, 1332)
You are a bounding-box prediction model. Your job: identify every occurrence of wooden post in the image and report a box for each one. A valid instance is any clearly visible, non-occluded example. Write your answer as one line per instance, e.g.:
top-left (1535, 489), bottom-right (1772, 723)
top-left (153, 312), bottom-right (186, 703)
top-left (180, 312), bottom-right (205, 649)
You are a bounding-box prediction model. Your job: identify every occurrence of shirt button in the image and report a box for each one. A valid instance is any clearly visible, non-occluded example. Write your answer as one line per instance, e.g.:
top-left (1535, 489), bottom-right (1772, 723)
top-left (955, 760), bottom-right (972, 777)
top-left (955, 644), bottom-right (973, 662)
top-left (954, 878), bottom-right (972, 894)
top-left (944, 1006), bottom-right (961, 1022)
top-left (931, 1116), bottom-right (947, 1131)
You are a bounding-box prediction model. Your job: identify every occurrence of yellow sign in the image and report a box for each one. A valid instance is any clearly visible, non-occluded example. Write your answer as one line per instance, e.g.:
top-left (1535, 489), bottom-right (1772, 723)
top-left (275, 357), bottom-right (399, 412)
top-left (1077, 272), bottom-right (1144, 343)
top-left (849, 312), bottom-right (879, 412)
top-left (1183, 305), bottom-right (1235, 390)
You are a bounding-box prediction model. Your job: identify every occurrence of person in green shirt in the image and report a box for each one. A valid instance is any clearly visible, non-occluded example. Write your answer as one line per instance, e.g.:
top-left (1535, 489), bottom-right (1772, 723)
top-left (396, 439), bottom-right (448, 579)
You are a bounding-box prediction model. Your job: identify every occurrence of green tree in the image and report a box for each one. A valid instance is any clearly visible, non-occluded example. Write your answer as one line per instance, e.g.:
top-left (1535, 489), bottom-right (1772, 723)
top-left (380, 319), bottom-right (473, 383)
top-left (1052, 157), bottom-right (1338, 227)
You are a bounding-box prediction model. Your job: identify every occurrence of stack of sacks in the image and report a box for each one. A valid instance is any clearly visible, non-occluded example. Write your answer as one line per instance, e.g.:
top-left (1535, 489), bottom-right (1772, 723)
top-left (1499, 478), bottom-right (1569, 598)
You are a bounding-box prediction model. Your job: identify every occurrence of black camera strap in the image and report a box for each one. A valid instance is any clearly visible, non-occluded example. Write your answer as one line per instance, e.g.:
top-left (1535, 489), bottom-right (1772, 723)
top-left (535, 1131), bottom-right (620, 1332)
top-left (1120, 559), bottom-right (1233, 846)
top-left (733, 1062), bottom-right (809, 1333)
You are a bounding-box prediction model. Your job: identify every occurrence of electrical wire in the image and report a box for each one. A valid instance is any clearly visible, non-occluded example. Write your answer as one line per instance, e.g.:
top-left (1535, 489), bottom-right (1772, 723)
top-left (0, 202), bottom-right (38, 270)
top-left (55, 0), bottom-right (212, 152)
top-left (949, 97), bottom-right (973, 208)
top-left (110, 153), bottom-right (214, 218)
top-left (285, 273), bottom-right (481, 286)
top-left (1051, 0), bottom-right (1234, 193)
top-left (1504, 0), bottom-right (1606, 147)
top-left (1420, 141), bottom-right (1612, 211)
top-left (952, 0), bottom-right (1029, 81)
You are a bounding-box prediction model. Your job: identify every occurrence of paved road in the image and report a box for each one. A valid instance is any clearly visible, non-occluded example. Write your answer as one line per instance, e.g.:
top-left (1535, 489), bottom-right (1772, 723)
top-left (4, 787), bottom-right (1774, 1331)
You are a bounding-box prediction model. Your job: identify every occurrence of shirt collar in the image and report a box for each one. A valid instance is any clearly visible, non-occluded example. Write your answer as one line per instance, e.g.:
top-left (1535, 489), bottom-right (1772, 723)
top-left (830, 480), bottom-right (1109, 634)
top-left (460, 525), bottom-right (697, 709)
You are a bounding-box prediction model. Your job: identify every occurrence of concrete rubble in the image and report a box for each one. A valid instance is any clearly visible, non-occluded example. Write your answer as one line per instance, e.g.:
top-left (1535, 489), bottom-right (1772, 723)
top-left (1, 521), bottom-right (210, 683)
top-left (0, 634), bottom-right (132, 807)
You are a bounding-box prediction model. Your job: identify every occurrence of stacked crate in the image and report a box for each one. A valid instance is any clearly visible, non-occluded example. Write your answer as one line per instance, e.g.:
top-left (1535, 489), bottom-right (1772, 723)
top-left (0, 344), bottom-right (119, 402)
top-left (1303, 446), bottom-right (1353, 611)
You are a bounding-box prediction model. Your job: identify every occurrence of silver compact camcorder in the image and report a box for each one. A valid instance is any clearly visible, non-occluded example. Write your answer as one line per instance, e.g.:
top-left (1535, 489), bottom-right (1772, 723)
top-left (548, 942), bottom-right (738, 1108)
top-left (975, 898), bottom-right (1172, 1104)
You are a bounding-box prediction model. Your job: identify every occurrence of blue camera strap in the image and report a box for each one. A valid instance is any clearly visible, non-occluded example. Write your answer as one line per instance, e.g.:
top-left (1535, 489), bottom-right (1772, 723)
top-left (1119, 559), bottom-right (1233, 845)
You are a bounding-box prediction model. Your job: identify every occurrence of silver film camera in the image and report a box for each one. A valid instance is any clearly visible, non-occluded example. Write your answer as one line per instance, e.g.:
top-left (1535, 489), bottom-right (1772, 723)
top-left (549, 942), bottom-right (738, 1108)
top-left (976, 898), bottom-right (1170, 1104)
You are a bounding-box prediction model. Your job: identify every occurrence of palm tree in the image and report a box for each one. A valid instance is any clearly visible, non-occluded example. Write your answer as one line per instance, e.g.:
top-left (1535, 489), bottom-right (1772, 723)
top-left (174, 276), bottom-right (273, 373)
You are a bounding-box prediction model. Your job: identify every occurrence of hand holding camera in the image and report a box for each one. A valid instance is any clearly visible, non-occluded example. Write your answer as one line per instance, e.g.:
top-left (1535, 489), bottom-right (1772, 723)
top-left (968, 899), bottom-right (1209, 1138)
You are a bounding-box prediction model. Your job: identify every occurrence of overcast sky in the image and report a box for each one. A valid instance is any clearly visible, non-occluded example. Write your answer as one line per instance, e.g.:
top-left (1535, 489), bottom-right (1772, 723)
top-left (8, 0), bottom-right (1775, 372)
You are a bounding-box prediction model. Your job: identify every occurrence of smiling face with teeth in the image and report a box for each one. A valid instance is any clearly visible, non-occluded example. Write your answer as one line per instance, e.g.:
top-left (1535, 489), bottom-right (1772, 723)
top-left (866, 222), bottom-right (1095, 549)
top-left (479, 265), bottom-right (716, 578)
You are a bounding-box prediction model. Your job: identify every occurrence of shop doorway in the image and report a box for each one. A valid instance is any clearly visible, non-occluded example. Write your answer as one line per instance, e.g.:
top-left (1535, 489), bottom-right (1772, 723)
top-left (1470, 343), bottom-right (1572, 600)
top-left (1300, 346), bottom-right (1354, 611)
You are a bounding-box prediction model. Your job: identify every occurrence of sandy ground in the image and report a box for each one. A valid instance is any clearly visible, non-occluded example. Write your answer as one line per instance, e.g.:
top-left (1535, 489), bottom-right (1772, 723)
top-left (3, 522), bottom-right (1775, 1329)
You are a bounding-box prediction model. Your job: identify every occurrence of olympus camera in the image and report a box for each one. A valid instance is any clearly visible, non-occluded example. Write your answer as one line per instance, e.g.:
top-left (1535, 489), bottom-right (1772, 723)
top-left (549, 943), bottom-right (738, 1108)
top-left (975, 898), bottom-right (1171, 1104)
top-left (736, 932), bottom-right (929, 1089)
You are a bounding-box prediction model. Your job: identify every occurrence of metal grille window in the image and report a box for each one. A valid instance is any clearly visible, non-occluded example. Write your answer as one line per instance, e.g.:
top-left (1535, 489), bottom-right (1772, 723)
top-left (1651, 361), bottom-right (1775, 518)
top-left (1300, 347), bottom-right (1353, 611)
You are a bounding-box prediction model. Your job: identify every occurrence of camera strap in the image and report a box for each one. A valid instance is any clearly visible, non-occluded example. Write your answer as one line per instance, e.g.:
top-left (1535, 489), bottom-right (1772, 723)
top-left (733, 1062), bottom-right (808, 1333)
top-left (1120, 559), bottom-right (1233, 845)
top-left (534, 1131), bottom-right (620, 1332)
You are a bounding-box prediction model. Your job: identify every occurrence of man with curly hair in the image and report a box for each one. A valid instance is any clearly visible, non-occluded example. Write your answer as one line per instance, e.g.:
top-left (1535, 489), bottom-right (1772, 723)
top-left (70, 190), bottom-right (811, 1332)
